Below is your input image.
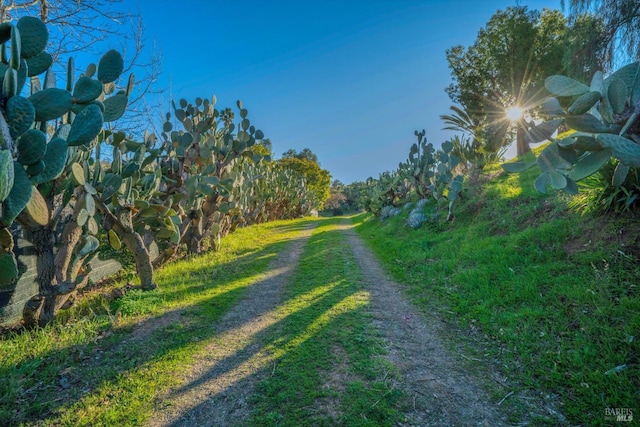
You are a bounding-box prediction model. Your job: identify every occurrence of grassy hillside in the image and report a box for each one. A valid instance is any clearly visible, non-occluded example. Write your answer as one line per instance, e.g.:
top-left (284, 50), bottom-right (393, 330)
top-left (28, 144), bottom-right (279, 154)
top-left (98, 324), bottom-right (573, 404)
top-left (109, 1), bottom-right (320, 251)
top-left (354, 165), bottom-right (640, 425)
top-left (1, 163), bottom-right (638, 426)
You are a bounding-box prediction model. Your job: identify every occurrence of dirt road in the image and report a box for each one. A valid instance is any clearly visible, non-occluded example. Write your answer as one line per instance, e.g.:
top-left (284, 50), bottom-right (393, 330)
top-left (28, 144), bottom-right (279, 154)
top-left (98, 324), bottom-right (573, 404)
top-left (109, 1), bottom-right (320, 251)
top-left (148, 219), bottom-right (517, 426)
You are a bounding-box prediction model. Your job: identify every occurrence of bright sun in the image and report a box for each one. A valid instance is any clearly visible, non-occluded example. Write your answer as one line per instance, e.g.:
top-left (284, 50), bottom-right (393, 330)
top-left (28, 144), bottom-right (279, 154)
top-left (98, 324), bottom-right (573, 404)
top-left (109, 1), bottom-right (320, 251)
top-left (506, 106), bottom-right (524, 121)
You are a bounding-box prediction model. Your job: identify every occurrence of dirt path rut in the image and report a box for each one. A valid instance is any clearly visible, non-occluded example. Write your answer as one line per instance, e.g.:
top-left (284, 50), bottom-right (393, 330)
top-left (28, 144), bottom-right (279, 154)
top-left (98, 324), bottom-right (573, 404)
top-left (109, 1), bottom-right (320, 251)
top-left (340, 221), bottom-right (508, 426)
top-left (149, 224), bottom-right (316, 426)
top-left (150, 219), bottom-right (513, 426)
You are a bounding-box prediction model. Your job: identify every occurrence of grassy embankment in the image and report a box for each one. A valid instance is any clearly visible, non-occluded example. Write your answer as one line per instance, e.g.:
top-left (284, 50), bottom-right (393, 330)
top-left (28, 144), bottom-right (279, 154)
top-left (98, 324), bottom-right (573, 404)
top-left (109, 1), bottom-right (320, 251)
top-left (2, 158), bottom-right (639, 426)
top-left (354, 161), bottom-right (639, 425)
top-left (0, 217), bottom-right (401, 426)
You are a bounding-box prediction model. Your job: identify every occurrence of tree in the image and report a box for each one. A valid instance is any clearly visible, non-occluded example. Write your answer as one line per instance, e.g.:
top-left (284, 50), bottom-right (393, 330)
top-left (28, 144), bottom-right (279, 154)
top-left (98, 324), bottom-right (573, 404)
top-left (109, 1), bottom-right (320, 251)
top-left (342, 181), bottom-right (368, 211)
top-left (324, 180), bottom-right (348, 214)
top-left (563, 0), bottom-right (640, 69)
top-left (446, 6), bottom-right (593, 156)
top-left (281, 148), bottom-right (318, 163)
top-left (278, 148), bottom-right (330, 210)
top-left (561, 13), bottom-right (608, 82)
top-left (252, 138), bottom-right (273, 158)
top-left (441, 105), bottom-right (484, 152)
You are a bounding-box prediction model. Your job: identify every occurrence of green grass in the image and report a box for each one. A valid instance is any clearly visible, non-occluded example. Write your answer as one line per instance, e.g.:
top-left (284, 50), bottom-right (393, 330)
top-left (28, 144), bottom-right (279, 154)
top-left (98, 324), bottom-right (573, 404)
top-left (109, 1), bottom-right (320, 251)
top-left (3, 161), bottom-right (639, 426)
top-left (0, 218), bottom-right (315, 425)
top-left (354, 166), bottom-right (640, 425)
top-left (0, 216), bottom-right (402, 426)
top-left (248, 217), bottom-right (402, 426)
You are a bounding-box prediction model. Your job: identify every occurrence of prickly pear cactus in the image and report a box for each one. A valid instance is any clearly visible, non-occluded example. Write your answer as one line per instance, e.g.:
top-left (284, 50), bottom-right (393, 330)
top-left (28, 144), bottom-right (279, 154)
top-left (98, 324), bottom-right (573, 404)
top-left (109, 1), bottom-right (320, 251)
top-left (502, 61), bottom-right (640, 194)
top-left (155, 97), bottom-right (268, 260)
top-left (397, 130), bottom-right (464, 221)
top-left (0, 16), bottom-right (138, 325)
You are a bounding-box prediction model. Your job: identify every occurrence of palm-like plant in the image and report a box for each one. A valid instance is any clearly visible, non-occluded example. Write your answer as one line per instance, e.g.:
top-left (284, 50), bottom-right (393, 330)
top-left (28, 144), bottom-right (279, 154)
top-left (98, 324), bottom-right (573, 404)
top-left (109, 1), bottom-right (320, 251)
top-left (441, 105), bottom-right (484, 151)
top-left (441, 105), bottom-right (505, 173)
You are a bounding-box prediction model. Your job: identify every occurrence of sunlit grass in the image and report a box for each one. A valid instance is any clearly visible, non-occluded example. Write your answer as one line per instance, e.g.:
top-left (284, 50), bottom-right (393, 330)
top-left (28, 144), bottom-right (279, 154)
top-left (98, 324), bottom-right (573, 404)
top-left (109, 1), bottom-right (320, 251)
top-left (0, 217), bottom-right (314, 425)
top-left (248, 218), bottom-right (402, 426)
top-left (0, 216), bottom-right (401, 426)
top-left (269, 290), bottom-right (369, 355)
top-left (354, 167), bottom-right (640, 425)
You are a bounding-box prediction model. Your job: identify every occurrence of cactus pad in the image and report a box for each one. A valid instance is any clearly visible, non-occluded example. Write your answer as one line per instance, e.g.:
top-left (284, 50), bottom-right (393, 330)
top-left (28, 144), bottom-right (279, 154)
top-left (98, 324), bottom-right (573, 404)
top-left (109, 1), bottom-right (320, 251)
top-left (568, 148), bottom-right (613, 181)
top-left (31, 137), bottom-right (68, 185)
top-left (78, 235), bottom-right (99, 256)
top-left (565, 114), bottom-right (610, 133)
top-left (1, 161), bottom-right (32, 226)
top-left (0, 150), bottom-right (14, 202)
top-left (103, 93), bottom-right (128, 122)
top-left (100, 173), bottom-right (122, 201)
top-left (20, 185), bottom-right (49, 226)
top-left (9, 25), bottom-right (20, 70)
top-left (29, 88), bottom-right (73, 121)
top-left (16, 16), bottom-right (48, 59)
top-left (26, 160), bottom-right (45, 176)
top-left (70, 162), bottom-right (85, 185)
top-left (567, 91), bottom-right (601, 115)
top-left (0, 252), bottom-right (18, 285)
top-left (72, 76), bottom-right (103, 103)
top-left (607, 79), bottom-right (628, 115)
top-left (108, 229), bottom-right (122, 250)
top-left (0, 23), bottom-right (11, 45)
top-left (545, 75), bottom-right (590, 97)
top-left (67, 103), bottom-right (103, 146)
top-left (26, 51), bottom-right (52, 77)
top-left (97, 50), bottom-right (124, 84)
top-left (86, 216), bottom-right (98, 235)
top-left (597, 134), bottom-right (640, 166)
top-left (0, 227), bottom-right (13, 251)
top-left (17, 129), bottom-right (47, 165)
top-left (3, 67), bottom-right (17, 97)
top-left (606, 61), bottom-right (640, 103)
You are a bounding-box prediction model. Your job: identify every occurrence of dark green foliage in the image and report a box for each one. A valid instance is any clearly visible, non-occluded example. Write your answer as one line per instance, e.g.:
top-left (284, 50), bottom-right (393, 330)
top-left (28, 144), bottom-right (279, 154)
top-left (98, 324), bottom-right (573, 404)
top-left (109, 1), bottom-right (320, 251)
top-left (16, 129), bottom-right (46, 165)
top-left (29, 88), bottom-right (73, 121)
top-left (31, 137), bottom-right (68, 185)
top-left (66, 103), bottom-right (104, 146)
top-left (15, 16), bottom-right (47, 59)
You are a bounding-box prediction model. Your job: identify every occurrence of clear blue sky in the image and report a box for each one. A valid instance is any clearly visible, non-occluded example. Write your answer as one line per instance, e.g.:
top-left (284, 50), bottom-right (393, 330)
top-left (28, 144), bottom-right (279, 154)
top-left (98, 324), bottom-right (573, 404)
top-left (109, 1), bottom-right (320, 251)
top-left (132, 0), bottom-right (562, 184)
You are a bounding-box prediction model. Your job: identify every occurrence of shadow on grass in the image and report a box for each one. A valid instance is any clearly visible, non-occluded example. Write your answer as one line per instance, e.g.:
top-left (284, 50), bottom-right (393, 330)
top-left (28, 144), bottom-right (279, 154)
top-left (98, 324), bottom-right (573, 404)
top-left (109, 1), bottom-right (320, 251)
top-left (162, 217), bottom-right (389, 426)
top-left (163, 280), bottom-right (362, 424)
top-left (0, 218), bottom-right (320, 425)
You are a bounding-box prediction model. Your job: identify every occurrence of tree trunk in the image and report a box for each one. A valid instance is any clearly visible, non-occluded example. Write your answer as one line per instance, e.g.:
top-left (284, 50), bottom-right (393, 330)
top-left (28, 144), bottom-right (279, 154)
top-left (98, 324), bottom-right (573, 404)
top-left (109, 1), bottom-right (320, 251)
top-left (186, 215), bottom-right (203, 254)
top-left (100, 203), bottom-right (157, 290)
top-left (23, 226), bottom-right (57, 327)
top-left (122, 231), bottom-right (157, 290)
top-left (516, 124), bottom-right (530, 157)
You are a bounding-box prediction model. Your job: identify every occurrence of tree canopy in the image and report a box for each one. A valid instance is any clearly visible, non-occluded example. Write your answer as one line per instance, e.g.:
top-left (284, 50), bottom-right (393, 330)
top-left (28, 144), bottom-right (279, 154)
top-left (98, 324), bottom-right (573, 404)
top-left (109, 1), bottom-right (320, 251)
top-left (563, 0), bottom-right (640, 69)
top-left (281, 148), bottom-right (319, 163)
top-left (446, 5), bottom-right (606, 156)
top-left (278, 148), bottom-right (331, 209)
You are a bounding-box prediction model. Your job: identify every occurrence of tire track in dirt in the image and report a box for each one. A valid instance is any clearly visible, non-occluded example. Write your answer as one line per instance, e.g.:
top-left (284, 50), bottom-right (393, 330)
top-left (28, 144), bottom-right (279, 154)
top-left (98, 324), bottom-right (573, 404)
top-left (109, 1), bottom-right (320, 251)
top-left (148, 223), bottom-right (316, 427)
top-left (339, 220), bottom-right (510, 426)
